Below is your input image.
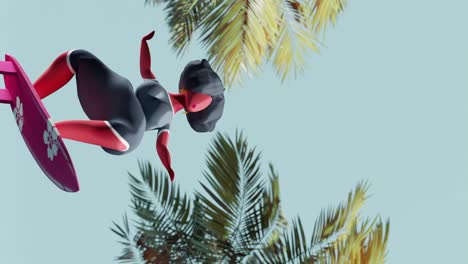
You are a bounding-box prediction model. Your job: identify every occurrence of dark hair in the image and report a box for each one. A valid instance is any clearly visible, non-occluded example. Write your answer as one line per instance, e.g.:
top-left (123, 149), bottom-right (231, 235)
top-left (179, 59), bottom-right (225, 132)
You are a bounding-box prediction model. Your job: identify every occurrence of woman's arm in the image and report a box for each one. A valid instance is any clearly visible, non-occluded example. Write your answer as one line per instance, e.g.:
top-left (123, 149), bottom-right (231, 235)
top-left (140, 31), bottom-right (156, 79)
top-left (156, 129), bottom-right (175, 181)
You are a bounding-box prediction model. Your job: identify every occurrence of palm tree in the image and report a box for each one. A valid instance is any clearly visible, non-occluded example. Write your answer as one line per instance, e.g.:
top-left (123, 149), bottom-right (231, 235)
top-left (112, 131), bottom-right (389, 263)
top-left (143, 0), bottom-right (347, 86)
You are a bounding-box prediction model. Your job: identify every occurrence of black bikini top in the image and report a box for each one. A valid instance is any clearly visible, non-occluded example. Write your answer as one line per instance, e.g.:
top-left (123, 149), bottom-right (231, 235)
top-left (135, 79), bottom-right (173, 131)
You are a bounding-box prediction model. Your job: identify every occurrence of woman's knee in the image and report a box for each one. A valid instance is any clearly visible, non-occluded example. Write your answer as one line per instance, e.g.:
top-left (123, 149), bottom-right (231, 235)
top-left (69, 49), bottom-right (99, 72)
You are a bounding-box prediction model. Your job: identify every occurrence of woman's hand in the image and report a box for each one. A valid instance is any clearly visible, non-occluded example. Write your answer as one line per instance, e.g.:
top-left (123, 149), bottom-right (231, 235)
top-left (142, 30), bottom-right (155, 41)
top-left (140, 30), bottom-right (156, 79)
top-left (156, 130), bottom-right (175, 181)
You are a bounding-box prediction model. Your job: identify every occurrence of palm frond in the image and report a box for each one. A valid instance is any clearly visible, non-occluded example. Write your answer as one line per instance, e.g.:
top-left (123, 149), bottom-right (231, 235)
top-left (310, 181), bottom-right (368, 247)
top-left (322, 218), bottom-right (389, 264)
top-left (270, 0), bottom-right (320, 81)
top-left (195, 130), bottom-right (270, 260)
top-left (164, 0), bottom-right (219, 56)
top-left (144, 0), bottom-right (347, 87)
top-left (113, 132), bottom-right (389, 263)
top-left (200, 0), bottom-right (282, 86)
top-left (320, 218), bottom-right (374, 263)
top-left (245, 163), bottom-right (288, 263)
top-left (111, 214), bottom-right (142, 264)
top-left (308, 0), bottom-right (347, 34)
top-left (188, 196), bottom-right (223, 263)
top-left (129, 161), bottom-right (194, 262)
top-left (144, 0), bottom-right (164, 6)
top-left (359, 219), bottom-right (390, 264)
top-left (256, 182), bottom-right (369, 263)
top-left (257, 164), bottom-right (288, 246)
top-left (112, 214), bottom-right (132, 244)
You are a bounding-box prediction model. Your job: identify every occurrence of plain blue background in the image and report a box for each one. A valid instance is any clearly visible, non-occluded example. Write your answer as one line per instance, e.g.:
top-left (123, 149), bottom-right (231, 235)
top-left (1, 0), bottom-right (467, 263)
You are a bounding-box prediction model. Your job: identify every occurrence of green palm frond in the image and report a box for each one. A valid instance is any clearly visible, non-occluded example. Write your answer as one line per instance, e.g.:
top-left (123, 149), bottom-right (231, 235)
top-left (128, 161), bottom-right (195, 262)
top-left (255, 217), bottom-right (315, 263)
top-left (112, 214), bottom-right (132, 246)
top-left (255, 182), bottom-right (369, 263)
top-left (195, 131), bottom-right (272, 259)
top-left (258, 164), bottom-right (288, 246)
top-left (113, 132), bottom-right (390, 263)
top-left (244, 164), bottom-right (288, 262)
top-left (111, 214), bottom-right (142, 263)
top-left (144, 0), bottom-right (164, 6)
top-left (188, 196), bottom-right (222, 263)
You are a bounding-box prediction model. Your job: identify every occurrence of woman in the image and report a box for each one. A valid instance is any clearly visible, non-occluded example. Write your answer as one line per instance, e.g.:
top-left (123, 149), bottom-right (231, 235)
top-left (33, 31), bottom-right (225, 181)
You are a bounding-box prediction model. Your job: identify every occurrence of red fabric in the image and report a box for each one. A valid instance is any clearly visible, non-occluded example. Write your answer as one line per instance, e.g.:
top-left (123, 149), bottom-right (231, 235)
top-left (156, 131), bottom-right (175, 181)
top-left (55, 120), bottom-right (128, 152)
top-left (34, 51), bottom-right (74, 99)
top-left (140, 31), bottom-right (156, 79)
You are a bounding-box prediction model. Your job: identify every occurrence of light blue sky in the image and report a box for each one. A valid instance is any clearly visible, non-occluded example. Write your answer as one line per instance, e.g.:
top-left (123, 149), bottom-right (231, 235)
top-left (1, 0), bottom-right (467, 263)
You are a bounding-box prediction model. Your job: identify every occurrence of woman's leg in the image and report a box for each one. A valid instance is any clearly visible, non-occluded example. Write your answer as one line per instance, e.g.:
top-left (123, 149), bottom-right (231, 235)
top-left (37, 50), bottom-right (134, 153)
top-left (34, 50), bottom-right (76, 99)
top-left (55, 120), bottom-right (129, 152)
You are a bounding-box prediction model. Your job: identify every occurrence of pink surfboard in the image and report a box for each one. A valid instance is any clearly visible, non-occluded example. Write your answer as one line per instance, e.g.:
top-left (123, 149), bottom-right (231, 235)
top-left (0, 55), bottom-right (79, 192)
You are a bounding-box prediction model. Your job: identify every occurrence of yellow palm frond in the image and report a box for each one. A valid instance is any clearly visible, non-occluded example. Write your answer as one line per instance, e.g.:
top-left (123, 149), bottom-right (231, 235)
top-left (164, 0), bottom-right (220, 56)
top-left (323, 218), bottom-right (390, 264)
top-left (271, 0), bottom-right (320, 81)
top-left (360, 220), bottom-right (390, 264)
top-left (200, 0), bottom-right (282, 86)
top-left (287, 0), bottom-right (311, 25)
top-left (256, 182), bottom-right (370, 263)
top-left (309, 0), bottom-right (348, 34)
top-left (147, 0), bottom-right (348, 87)
top-left (312, 181), bottom-right (368, 247)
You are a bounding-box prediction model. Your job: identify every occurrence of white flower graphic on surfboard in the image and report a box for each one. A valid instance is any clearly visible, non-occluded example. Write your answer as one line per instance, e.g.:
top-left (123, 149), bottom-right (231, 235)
top-left (43, 119), bottom-right (59, 161)
top-left (13, 96), bottom-right (24, 132)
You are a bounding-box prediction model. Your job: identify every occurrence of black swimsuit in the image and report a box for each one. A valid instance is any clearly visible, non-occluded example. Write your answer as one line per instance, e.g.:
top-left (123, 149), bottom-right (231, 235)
top-left (69, 49), bottom-right (173, 155)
